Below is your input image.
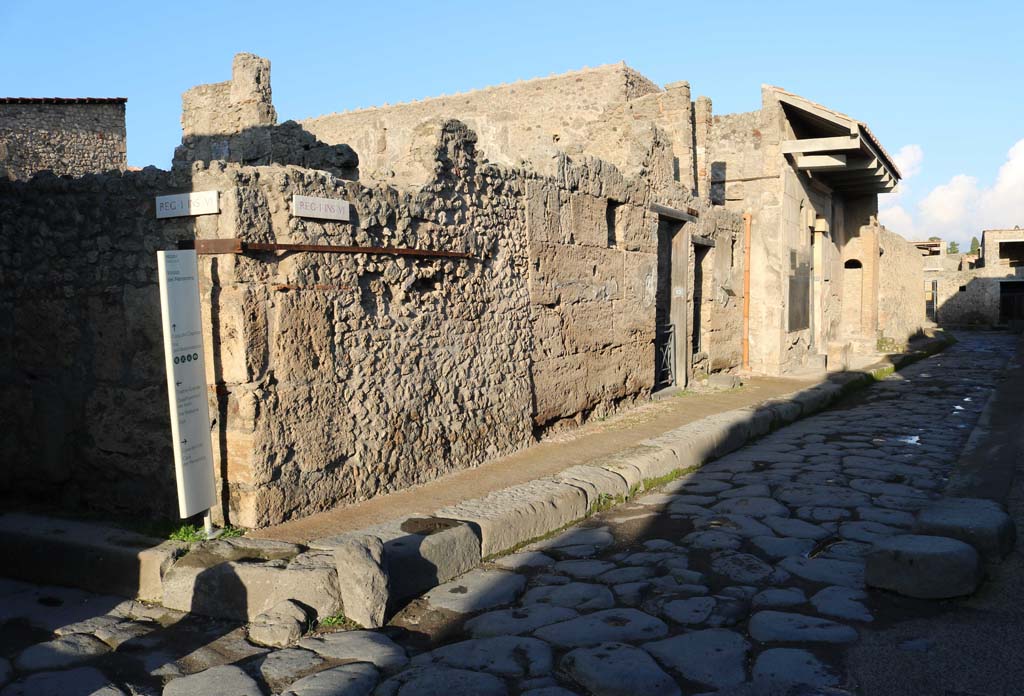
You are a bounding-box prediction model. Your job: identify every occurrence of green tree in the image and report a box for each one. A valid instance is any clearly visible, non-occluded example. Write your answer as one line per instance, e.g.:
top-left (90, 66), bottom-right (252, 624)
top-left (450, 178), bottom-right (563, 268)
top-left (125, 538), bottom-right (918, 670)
top-left (948, 240), bottom-right (960, 254)
top-left (970, 236), bottom-right (980, 254)
top-left (928, 236), bottom-right (941, 241)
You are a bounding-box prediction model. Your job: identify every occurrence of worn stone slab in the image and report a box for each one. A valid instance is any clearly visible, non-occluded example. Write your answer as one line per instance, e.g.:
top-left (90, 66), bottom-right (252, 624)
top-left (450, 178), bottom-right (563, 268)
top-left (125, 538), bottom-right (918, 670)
top-left (748, 611), bottom-right (858, 643)
top-left (374, 666), bottom-right (507, 696)
top-left (521, 582), bottom-right (615, 610)
top-left (280, 662), bottom-right (378, 696)
top-left (464, 605), bottom-right (579, 637)
top-left (644, 629), bottom-right (750, 689)
top-left (297, 630), bottom-right (408, 673)
top-left (752, 648), bottom-right (840, 688)
top-left (559, 642), bottom-right (680, 696)
top-left (750, 535), bottom-right (815, 560)
top-left (0, 667), bottom-right (121, 696)
top-left (492, 552), bottom-right (556, 571)
top-left (752, 587), bottom-right (807, 609)
top-left (810, 586), bottom-right (872, 622)
top-left (762, 516), bottom-right (830, 540)
top-left (552, 560), bottom-right (615, 579)
top-left (693, 514), bottom-right (772, 538)
top-left (330, 535), bottom-right (388, 628)
top-left (533, 608), bottom-right (667, 647)
top-left (712, 497), bottom-right (791, 519)
top-left (839, 521), bottom-right (902, 544)
top-left (13, 633), bottom-right (110, 672)
top-left (777, 485), bottom-right (872, 508)
top-left (259, 648), bottom-right (327, 693)
top-left (662, 596), bottom-right (716, 625)
top-left (856, 507), bottom-right (915, 527)
top-left (412, 636), bottom-right (552, 677)
top-left (865, 534), bottom-right (982, 599)
top-left (778, 557), bottom-right (865, 588)
top-left (595, 566), bottom-right (655, 585)
top-left (436, 479), bottom-right (589, 557)
top-left (421, 569), bottom-right (525, 614)
top-left (913, 497), bottom-right (1016, 559)
top-left (711, 552), bottom-right (787, 585)
top-left (164, 665), bottom-right (263, 696)
top-left (684, 530), bottom-right (743, 551)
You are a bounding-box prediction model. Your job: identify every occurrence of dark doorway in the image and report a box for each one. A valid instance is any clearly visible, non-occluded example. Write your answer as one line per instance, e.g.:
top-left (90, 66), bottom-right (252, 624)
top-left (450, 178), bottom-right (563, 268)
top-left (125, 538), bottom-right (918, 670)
top-left (925, 279), bottom-right (938, 322)
top-left (692, 244), bottom-right (711, 353)
top-left (999, 281), bottom-right (1024, 324)
top-left (655, 217), bottom-right (684, 389)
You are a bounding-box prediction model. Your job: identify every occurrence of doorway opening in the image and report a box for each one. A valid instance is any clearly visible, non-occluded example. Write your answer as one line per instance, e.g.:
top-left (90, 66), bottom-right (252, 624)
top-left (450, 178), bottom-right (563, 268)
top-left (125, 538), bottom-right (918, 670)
top-left (655, 217), bottom-right (684, 389)
top-left (692, 243), bottom-right (711, 354)
top-left (999, 281), bottom-right (1024, 324)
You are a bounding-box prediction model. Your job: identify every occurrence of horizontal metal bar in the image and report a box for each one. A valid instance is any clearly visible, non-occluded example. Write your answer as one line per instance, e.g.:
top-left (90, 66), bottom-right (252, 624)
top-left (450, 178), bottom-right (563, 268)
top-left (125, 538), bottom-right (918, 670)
top-left (180, 238), bottom-right (472, 260)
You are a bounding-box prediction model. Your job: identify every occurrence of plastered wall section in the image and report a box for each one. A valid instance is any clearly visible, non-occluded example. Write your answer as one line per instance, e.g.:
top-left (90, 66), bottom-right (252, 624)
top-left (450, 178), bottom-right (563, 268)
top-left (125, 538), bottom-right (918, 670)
top-left (0, 102), bottom-right (126, 181)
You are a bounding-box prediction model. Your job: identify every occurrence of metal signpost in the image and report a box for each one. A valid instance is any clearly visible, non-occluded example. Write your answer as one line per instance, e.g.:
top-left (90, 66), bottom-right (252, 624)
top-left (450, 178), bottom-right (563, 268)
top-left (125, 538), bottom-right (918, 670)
top-left (157, 249), bottom-right (219, 537)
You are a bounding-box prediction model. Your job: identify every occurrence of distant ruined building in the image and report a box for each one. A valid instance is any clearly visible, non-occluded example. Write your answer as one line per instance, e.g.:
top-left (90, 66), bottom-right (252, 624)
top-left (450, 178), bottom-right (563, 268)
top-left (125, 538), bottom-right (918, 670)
top-left (0, 54), bottom-right (924, 527)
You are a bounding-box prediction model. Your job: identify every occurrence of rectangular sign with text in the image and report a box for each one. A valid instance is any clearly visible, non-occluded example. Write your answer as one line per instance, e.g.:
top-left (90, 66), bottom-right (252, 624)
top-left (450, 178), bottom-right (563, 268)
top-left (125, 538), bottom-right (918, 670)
top-left (292, 194), bottom-right (350, 221)
top-left (157, 250), bottom-right (217, 518)
top-left (155, 191), bottom-right (220, 219)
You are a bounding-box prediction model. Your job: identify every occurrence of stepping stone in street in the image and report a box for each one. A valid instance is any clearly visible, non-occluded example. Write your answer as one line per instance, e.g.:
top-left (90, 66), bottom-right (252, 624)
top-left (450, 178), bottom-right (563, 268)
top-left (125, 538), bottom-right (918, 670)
top-left (840, 521), bottom-right (902, 544)
top-left (464, 606), bottom-right (579, 638)
top-left (762, 516), bottom-right (830, 540)
top-left (683, 530), bottom-right (743, 551)
top-left (13, 634), bottom-right (111, 672)
top-left (811, 586), bottom-right (873, 622)
top-left (778, 556), bottom-right (865, 588)
top-left (164, 665), bottom-right (263, 696)
top-left (553, 560), bottom-right (616, 579)
top-left (412, 636), bottom-right (552, 678)
top-left (644, 628), bottom-right (750, 689)
top-left (712, 497), bottom-right (791, 519)
top-left (559, 642), bottom-right (681, 696)
top-left (865, 534), bottom-right (982, 599)
top-left (913, 497), bottom-right (1017, 559)
top-left (297, 630), bottom-right (408, 672)
top-left (493, 552), bottom-right (556, 571)
top-left (748, 611), bottom-right (858, 643)
top-left (533, 609), bottom-right (668, 647)
top-left (662, 596), bottom-right (716, 625)
top-left (750, 535), bottom-right (815, 560)
top-left (752, 587), bottom-right (807, 608)
top-left (280, 662), bottom-right (378, 696)
top-left (711, 551), bottom-right (787, 585)
top-left (421, 570), bottom-right (525, 614)
top-left (375, 666), bottom-right (507, 696)
top-left (521, 582), bottom-right (615, 611)
top-left (752, 648), bottom-right (841, 688)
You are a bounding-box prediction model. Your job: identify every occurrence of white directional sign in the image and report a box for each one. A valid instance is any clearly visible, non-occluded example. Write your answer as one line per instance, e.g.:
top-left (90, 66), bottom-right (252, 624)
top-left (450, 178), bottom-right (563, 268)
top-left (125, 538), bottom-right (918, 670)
top-left (155, 191), bottom-right (220, 219)
top-left (291, 194), bottom-right (350, 221)
top-left (157, 250), bottom-right (217, 518)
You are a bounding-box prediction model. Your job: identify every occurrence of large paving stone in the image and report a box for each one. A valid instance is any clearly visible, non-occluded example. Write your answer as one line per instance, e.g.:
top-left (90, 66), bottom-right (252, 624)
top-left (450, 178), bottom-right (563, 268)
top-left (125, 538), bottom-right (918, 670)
top-left (13, 633), bottom-right (111, 672)
top-left (777, 485), bottom-right (871, 508)
top-left (810, 586), bottom-right (872, 622)
top-left (693, 514), bottom-right (772, 538)
top-left (465, 605), bottom-right (579, 637)
top-left (248, 599), bottom-right (309, 648)
top-left (421, 569), bottom-right (525, 614)
top-left (374, 666), bottom-right (507, 696)
top-left (297, 630), bottom-right (408, 673)
top-left (748, 611), bottom-right (858, 644)
top-left (778, 557), bottom-right (865, 588)
top-left (533, 609), bottom-right (667, 647)
top-left (711, 552), bottom-right (787, 585)
top-left (412, 636), bottom-right (552, 677)
top-left (662, 596), bottom-right (715, 625)
top-left (492, 552), bottom-right (555, 571)
top-left (750, 536), bottom-right (815, 560)
top-left (552, 560), bottom-right (615, 579)
top-left (712, 497), bottom-right (791, 518)
top-left (0, 667), bottom-right (123, 696)
top-left (259, 648), bottom-right (327, 693)
top-left (331, 535), bottom-right (388, 628)
top-left (644, 628), bottom-right (750, 689)
top-left (839, 521), bottom-right (902, 544)
top-left (763, 516), bottom-right (830, 540)
top-left (163, 665), bottom-right (263, 696)
top-left (436, 479), bottom-right (589, 557)
top-left (280, 662), bottom-right (378, 696)
top-left (596, 566), bottom-right (655, 585)
top-left (559, 642), bottom-right (680, 696)
top-left (752, 648), bottom-right (840, 688)
top-left (521, 582), bottom-right (615, 610)
top-left (913, 498), bottom-right (1016, 559)
top-left (684, 530), bottom-right (743, 551)
top-left (752, 587), bottom-right (807, 609)
top-left (865, 534), bottom-right (982, 599)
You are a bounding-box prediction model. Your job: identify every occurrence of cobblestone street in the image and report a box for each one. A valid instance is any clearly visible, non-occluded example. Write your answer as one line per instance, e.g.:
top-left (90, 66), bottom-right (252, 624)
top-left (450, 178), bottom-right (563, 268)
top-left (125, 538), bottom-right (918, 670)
top-left (0, 332), bottom-right (1019, 696)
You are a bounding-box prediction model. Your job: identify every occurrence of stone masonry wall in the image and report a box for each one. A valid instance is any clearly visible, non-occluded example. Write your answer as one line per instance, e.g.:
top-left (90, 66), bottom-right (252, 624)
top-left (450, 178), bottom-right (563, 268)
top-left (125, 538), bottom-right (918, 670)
top-left (0, 100), bottom-right (127, 181)
top-left (0, 167), bottom-right (219, 517)
top-left (877, 227), bottom-right (925, 349)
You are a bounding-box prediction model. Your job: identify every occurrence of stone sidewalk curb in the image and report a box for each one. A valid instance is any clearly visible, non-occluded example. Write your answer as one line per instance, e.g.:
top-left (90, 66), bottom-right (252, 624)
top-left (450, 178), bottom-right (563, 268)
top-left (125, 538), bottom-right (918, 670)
top-left (0, 334), bottom-right (953, 626)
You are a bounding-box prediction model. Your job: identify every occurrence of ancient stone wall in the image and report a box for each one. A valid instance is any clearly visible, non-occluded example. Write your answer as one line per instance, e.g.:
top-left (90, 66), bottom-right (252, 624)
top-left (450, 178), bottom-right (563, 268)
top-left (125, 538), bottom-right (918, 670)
top-left (0, 100), bottom-right (126, 180)
top-left (877, 227), bottom-right (925, 349)
top-left (0, 167), bottom-right (215, 517)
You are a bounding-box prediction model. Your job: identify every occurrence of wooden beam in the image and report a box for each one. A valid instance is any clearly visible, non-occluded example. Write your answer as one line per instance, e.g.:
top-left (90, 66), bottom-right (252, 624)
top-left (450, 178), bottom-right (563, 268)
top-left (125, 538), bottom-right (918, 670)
top-left (781, 135), bottom-right (861, 155)
top-left (793, 154), bottom-right (847, 171)
top-left (844, 157), bottom-right (880, 171)
top-left (650, 202), bottom-right (698, 223)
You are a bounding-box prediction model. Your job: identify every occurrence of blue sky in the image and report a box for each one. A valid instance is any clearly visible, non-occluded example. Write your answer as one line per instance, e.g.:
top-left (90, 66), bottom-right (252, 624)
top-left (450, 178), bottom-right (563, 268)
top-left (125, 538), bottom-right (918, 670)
top-left (2, 1), bottom-right (1021, 245)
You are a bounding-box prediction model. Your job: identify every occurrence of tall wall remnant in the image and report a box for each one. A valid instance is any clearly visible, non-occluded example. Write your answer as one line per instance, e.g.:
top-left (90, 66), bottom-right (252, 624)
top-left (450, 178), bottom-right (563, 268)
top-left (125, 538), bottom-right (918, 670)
top-left (0, 98), bottom-right (127, 181)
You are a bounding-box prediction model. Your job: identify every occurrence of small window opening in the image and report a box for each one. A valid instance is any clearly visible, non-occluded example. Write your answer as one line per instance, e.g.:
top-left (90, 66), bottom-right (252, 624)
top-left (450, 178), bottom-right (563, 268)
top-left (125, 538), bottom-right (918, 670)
top-left (606, 200), bottom-right (621, 248)
top-left (844, 259), bottom-right (862, 269)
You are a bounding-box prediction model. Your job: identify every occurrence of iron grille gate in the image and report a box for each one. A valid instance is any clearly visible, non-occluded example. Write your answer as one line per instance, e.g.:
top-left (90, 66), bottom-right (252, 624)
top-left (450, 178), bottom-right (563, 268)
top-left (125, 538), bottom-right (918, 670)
top-left (656, 323), bottom-right (676, 388)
